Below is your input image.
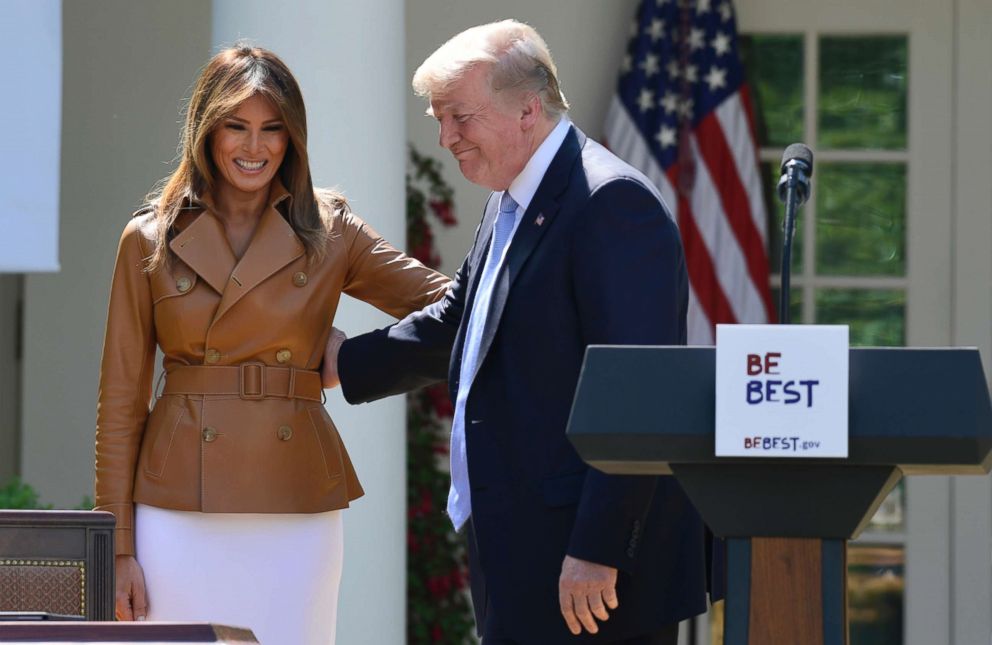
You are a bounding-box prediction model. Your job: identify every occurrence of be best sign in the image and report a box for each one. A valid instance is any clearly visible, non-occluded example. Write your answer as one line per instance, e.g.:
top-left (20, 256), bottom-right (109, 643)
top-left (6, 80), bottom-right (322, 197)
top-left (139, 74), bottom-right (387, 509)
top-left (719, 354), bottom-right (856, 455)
top-left (715, 324), bottom-right (849, 458)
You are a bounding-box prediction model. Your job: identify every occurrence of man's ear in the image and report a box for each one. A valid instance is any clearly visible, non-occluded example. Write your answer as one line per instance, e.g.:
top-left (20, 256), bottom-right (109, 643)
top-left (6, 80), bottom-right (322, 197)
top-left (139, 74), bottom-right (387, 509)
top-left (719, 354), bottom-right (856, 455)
top-left (519, 93), bottom-right (543, 130)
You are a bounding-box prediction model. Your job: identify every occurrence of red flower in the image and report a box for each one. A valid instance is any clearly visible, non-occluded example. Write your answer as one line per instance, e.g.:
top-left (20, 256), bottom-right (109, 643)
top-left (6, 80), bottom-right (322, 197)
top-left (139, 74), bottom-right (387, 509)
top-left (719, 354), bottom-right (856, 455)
top-left (426, 384), bottom-right (454, 418)
top-left (410, 221), bottom-right (435, 265)
top-left (430, 200), bottom-right (458, 226)
top-left (432, 442), bottom-right (450, 455)
top-left (432, 624), bottom-right (444, 642)
top-left (427, 574), bottom-right (452, 598)
top-left (409, 488), bottom-right (433, 518)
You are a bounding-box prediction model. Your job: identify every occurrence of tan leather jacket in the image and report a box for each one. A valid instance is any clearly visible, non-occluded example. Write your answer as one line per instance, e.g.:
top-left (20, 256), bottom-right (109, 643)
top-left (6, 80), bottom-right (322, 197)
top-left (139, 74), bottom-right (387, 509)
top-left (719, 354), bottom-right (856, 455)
top-left (95, 182), bottom-right (449, 556)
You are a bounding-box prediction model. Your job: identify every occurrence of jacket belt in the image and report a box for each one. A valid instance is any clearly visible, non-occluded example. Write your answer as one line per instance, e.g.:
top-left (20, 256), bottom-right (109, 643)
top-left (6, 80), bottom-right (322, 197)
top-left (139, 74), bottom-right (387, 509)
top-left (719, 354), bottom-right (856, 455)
top-left (162, 364), bottom-right (324, 402)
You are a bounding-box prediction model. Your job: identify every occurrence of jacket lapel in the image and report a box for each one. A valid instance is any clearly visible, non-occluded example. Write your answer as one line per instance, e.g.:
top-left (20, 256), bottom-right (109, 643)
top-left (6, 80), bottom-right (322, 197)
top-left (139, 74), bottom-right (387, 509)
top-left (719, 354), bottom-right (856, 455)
top-left (450, 195), bottom-right (499, 388)
top-left (463, 196), bottom-right (500, 314)
top-left (212, 198), bottom-right (305, 323)
top-left (469, 125), bottom-right (585, 384)
top-left (170, 209), bottom-right (237, 295)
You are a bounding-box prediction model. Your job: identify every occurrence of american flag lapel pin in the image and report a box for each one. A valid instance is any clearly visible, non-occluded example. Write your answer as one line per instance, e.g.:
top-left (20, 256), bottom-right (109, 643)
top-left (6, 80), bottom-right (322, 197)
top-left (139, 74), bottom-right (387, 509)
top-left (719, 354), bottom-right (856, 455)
top-left (535, 214), bottom-right (545, 226)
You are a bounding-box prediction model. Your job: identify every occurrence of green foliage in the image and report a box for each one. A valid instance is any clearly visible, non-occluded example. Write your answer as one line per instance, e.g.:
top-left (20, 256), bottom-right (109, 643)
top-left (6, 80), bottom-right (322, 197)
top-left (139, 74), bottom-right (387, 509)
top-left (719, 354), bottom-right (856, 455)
top-left (815, 289), bottom-right (905, 346)
top-left (741, 35), bottom-right (804, 147)
top-left (0, 477), bottom-right (51, 509)
top-left (818, 36), bottom-right (908, 151)
top-left (0, 477), bottom-right (93, 510)
top-left (816, 163), bottom-right (905, 277)
top-left (406, 145), bottom-right (476, 644)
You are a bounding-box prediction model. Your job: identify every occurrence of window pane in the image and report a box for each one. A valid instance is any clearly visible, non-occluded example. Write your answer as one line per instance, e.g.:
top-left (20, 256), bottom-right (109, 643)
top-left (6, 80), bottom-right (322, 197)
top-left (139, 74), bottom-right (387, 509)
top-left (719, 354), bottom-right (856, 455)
top-left (741, 35), bottom-right (804, 147)
top-left (770, 287), bottom-right (803, 323)
top-left (867, 481), bottom-right (905, 533)
top-left (848, 545), bottom-right (904, 645)
top-left (815, 289), bottom-right (905, 346)
top-left (763, 161), bottom-right (804, 276)
top-left (819, 36), bottom-right (908, 150)
top-left (816, 163), bottom-right (906, 276)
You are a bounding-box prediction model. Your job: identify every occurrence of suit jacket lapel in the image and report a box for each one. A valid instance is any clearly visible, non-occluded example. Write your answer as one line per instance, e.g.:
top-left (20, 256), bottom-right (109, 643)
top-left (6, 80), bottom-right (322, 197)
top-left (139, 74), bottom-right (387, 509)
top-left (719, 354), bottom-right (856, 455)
top-left (170, 209), bottom-right (237, 295)
top-left (450, 195), bottom-right (499, 387)
top-left (468, 125), bottom-right (585, 384)
top-left (463, 197), bottom-right (500, 314)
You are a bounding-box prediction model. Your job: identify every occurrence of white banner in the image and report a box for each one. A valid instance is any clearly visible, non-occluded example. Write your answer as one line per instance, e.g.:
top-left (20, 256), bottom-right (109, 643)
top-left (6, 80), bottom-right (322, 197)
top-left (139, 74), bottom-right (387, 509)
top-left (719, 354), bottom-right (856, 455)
top-left (1, 0), bottom-right (62, 272)
top-left (715, 324), bottom-right (850, 458)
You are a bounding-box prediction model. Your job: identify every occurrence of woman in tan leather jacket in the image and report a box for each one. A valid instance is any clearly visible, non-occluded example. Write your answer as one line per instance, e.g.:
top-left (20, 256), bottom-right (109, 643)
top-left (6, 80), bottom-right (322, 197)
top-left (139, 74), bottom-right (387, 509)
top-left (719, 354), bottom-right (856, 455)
top-left (95, 45), bottom-right (448, 643)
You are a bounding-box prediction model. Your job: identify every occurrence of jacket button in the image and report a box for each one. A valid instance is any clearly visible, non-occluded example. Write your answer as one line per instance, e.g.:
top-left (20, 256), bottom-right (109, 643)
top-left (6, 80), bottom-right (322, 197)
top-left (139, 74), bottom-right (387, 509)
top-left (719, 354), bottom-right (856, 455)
top-left (202, 427), bottom-right (218, 442)
top-left (293, 272), bottom-right (308, 287)
top-left (276, 349), bottom-right (292, 364)
top-left (205, 348), bottom-right (221, 364)
top-left (176, 277), bottom-right (192, 293)
top-left (277, 425), bottom-right (293, 441)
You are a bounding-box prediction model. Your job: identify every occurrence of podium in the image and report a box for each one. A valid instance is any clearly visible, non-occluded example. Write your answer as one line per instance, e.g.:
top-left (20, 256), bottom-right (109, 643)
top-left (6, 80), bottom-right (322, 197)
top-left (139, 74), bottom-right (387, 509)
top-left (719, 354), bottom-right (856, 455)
top-left (567, 346), bottom-right (992, 644)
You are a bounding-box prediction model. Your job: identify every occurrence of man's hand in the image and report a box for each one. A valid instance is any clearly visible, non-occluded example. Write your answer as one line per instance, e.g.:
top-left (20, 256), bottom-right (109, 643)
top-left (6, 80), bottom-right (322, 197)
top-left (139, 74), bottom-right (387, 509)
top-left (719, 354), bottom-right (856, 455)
top-left (558, 555), bottom-right (619, 635)
top-left (115, 555), bottom-right (148, 621)
top-left (321, 327), bottom-right (347, 388)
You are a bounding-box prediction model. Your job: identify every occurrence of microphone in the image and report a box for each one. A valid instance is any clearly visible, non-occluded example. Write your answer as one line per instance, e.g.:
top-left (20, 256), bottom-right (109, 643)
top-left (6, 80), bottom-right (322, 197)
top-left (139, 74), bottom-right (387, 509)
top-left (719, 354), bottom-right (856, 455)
top-left (777, 143), bottom-right (814, 206)
top-left (778, 143), bottom-right (813, 206)
top-left (776, 143), bottom-right (814, 325)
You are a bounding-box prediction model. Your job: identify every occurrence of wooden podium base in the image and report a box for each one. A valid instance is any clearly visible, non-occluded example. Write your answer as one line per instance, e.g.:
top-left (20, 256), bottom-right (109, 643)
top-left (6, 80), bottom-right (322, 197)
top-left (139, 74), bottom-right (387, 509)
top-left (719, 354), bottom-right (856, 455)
top-left (725, 537), bottom-right (848, 645)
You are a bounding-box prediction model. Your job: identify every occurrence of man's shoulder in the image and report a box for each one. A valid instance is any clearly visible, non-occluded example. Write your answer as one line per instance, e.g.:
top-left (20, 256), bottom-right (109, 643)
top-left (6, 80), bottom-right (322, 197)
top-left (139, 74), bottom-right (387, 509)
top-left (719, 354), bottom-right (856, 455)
top-left (576, 135), bottom-right (664, 203)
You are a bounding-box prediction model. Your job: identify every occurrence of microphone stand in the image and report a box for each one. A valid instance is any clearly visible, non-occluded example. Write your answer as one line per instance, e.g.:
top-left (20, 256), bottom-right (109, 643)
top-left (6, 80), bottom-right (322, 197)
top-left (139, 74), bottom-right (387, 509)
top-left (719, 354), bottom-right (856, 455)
top-left (777, 159), bottom-right (811, 325)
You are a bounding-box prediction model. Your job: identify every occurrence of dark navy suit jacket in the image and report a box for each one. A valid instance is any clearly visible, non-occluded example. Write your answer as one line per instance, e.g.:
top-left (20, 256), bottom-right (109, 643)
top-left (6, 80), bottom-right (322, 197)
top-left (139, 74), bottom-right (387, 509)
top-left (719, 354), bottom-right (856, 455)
top-left (339, 126), bottom-right (708, 643)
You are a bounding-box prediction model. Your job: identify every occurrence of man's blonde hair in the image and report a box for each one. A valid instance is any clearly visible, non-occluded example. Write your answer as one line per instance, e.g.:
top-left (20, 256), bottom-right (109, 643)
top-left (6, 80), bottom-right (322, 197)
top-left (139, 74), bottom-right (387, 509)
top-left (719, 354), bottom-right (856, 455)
top-left (412, 20), bottom-right (569, 118)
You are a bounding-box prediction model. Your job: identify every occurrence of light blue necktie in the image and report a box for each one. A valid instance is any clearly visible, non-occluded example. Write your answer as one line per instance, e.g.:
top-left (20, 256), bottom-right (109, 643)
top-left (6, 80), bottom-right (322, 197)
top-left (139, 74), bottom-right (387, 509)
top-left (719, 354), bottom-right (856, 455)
top-left (447, 191), bottom-right (519, 530)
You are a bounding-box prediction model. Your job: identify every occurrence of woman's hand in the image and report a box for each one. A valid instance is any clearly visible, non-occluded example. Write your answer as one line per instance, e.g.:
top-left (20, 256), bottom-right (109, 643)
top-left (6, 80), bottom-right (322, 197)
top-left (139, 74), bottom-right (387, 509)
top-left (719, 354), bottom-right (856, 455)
top-left (115, 554), bottom-right (148, 621)
top-left (321, 327), bottom-right (348, 388)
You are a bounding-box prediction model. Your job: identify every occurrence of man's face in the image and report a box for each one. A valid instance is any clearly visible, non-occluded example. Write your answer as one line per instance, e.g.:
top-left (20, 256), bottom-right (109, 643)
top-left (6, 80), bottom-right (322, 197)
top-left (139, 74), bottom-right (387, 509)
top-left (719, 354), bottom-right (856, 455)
top-left (430, 65), bottom-right (531, 191)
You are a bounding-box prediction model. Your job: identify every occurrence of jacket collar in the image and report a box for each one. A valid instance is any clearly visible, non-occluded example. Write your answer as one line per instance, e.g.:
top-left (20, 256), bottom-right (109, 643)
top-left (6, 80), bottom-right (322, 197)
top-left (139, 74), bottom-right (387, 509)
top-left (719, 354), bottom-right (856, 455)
top-left (460, 125), bottom-right (585, 387)
top-left (169, 179), bottom-right (304, 320)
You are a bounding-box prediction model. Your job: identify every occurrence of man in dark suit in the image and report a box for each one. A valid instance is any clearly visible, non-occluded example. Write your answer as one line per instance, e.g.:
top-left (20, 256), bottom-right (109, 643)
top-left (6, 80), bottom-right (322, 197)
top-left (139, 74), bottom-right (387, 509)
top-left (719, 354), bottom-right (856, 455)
top-left (324, 20), bottom-right (708, 644)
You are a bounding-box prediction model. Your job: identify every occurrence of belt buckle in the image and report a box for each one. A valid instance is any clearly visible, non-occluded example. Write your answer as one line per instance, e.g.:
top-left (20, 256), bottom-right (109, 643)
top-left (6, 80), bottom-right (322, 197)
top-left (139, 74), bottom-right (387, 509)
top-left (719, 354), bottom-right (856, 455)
top-left (239, 363), bottom-right (266, 400)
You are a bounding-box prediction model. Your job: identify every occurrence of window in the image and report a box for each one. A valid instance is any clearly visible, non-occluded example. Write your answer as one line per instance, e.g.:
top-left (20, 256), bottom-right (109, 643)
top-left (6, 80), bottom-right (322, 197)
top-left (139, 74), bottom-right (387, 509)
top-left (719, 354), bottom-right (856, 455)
top-left (743, 33), bottom-right (909, 644)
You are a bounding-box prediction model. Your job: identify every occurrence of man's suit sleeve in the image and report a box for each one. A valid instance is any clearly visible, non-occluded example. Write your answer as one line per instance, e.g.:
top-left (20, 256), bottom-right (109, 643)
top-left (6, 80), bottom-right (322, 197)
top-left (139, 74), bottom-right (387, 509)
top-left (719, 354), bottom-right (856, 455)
top-left (565, 177), bottom-right (688, 573)
top-left (337, 250), bottom-right (469, 404)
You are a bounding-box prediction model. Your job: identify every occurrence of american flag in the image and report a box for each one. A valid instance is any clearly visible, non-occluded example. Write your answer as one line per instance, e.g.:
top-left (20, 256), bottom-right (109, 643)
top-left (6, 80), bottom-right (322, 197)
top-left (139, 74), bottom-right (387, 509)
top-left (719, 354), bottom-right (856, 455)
top-left (605, 0), bottom-right (775, 343)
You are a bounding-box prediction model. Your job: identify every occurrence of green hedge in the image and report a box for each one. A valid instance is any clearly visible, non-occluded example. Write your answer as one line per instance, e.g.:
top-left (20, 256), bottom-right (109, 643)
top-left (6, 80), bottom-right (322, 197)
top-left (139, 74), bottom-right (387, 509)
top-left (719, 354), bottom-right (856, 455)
top-left (0, 477), bottom-right (92, 510)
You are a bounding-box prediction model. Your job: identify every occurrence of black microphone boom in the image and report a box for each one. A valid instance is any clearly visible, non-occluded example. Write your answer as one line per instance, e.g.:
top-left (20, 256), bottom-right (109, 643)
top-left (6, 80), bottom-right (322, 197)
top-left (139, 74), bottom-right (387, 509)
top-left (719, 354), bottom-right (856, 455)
top-left (776, 143), bottom-right (814, 324)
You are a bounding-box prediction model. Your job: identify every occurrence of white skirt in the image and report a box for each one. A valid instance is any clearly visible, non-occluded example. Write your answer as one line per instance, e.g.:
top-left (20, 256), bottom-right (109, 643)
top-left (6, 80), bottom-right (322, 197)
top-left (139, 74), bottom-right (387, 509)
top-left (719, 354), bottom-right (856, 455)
top-left (135, 503), bottom-right (343, 645)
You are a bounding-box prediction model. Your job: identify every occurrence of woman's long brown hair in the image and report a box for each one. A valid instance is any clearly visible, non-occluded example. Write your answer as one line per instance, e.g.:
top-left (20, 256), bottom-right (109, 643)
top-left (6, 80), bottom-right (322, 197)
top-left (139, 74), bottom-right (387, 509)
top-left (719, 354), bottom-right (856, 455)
top-left (145, 43), bottom-right (339, 271)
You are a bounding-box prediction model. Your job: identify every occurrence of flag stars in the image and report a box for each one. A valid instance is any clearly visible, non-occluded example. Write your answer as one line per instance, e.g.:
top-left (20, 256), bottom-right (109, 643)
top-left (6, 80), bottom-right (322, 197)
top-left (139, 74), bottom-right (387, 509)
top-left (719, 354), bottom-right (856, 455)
top-left (679, 98), bottom-right (695, 119)
top-left (637, 88), bottom-right (656, 113)
top-left (718, 1), bottom-right (733, 21)
top-left (667, 60), bottom-right (681, 80)
top-left (712, 31), bottom-right (732, 56)
top-left (705, 65), bottom-right (728, 91)
top-left (655, 125), bottom-right (678, 149)
top-left (639, 53), bottom-right (661, 77)
top-left (689, 28), bottom-right (706, 51)
top-left (655, 0), bottom-right (671, 5)
top-left (696, 0), bottom-right (712, 13)
top-left (646, 18), bottom-right (666, 42)
top-left (660, 91), bottom-right (680, 114)
top-left (685, 64), bottom-right (699, 83)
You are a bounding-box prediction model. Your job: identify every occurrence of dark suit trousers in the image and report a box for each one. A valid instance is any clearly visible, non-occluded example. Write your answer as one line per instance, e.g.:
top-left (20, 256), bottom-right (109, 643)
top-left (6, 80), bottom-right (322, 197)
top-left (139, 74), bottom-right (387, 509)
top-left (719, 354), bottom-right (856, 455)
top-left (466, 520), bottom-right (679, 645)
